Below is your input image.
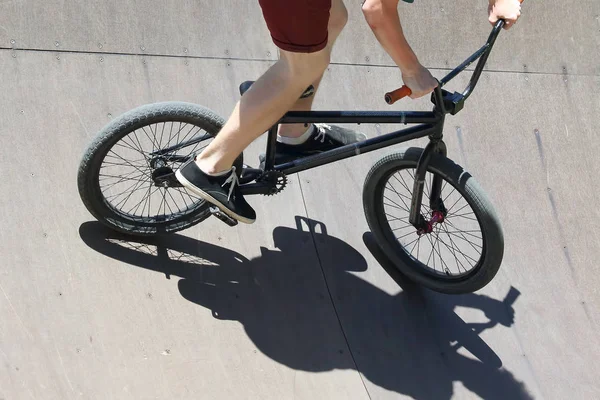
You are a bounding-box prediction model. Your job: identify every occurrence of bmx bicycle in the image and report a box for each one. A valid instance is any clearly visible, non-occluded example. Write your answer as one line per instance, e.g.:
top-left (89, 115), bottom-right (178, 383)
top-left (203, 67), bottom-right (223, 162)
top-left (78, 18), bottom-right (521, 294)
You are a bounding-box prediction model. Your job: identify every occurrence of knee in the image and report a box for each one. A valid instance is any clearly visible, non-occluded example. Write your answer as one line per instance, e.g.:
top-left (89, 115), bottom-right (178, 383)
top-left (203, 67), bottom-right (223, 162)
top-left (282, 50), bottom-right (330, 83)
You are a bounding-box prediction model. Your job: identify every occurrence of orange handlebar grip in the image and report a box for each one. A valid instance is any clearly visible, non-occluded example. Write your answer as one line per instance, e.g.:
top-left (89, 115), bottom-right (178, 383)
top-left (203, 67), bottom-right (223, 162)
top-left (384, 86), bottom-right (412, 105)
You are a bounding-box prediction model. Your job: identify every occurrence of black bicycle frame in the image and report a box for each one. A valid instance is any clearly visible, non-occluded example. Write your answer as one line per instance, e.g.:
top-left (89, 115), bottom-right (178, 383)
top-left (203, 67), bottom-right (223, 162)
top-left (242, 87), bottom-right (449, 230)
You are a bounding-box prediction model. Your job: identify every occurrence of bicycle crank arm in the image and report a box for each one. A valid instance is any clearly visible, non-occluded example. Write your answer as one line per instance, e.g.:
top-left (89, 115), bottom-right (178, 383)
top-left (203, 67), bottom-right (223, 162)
top-left (209, 207), bottom-right (238, 227)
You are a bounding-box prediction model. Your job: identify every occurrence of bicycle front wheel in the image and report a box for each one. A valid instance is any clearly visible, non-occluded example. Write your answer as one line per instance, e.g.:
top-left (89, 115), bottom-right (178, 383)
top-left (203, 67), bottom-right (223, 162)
top-left (363, 147), bottom-right (504, 294)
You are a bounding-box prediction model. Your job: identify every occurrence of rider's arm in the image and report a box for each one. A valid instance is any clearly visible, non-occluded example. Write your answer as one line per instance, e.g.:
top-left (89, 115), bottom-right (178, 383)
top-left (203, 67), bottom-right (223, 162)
top-left (362, 0), bottom-right (437, 98)
top-left (361, 0), bottom-right (419, 74)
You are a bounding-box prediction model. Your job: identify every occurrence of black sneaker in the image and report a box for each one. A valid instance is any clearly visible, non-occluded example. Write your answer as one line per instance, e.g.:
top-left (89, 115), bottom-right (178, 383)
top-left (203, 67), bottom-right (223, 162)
top-left (175, 159), bottom-right (256, 224)
top-left (262, 124), bottom-right (368, 166)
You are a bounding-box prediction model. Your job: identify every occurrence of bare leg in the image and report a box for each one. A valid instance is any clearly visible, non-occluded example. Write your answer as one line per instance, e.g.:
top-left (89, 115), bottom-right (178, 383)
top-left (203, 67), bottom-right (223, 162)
top-left (196, 48), bottom-right (331, 174)
top-left (278, 0), bottom-right (348, 138)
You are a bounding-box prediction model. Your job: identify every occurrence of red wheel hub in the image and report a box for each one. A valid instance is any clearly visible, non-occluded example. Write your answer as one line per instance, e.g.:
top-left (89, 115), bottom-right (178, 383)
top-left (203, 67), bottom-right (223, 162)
top-left (417, 211), bottom-right (445, 235)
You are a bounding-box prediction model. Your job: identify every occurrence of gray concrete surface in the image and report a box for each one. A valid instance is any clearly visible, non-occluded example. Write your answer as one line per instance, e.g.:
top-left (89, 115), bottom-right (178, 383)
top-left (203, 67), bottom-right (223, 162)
top-left (1, 1), bottom-right (599, 399)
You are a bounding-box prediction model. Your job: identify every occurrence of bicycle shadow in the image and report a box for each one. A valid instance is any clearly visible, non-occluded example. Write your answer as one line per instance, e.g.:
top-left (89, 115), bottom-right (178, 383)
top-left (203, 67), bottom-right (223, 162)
top-left (79, 218), bottom-right (532, 400)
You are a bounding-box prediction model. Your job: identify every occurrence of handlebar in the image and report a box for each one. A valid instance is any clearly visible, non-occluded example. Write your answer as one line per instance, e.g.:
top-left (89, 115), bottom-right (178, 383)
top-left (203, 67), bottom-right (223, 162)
top-left (385, 0), bottom-right (524, 105)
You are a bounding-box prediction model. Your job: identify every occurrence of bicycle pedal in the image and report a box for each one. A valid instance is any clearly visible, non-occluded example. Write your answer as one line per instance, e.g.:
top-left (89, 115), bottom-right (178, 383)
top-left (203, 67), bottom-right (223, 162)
top-left (210, 207), bottom-right (238, 227)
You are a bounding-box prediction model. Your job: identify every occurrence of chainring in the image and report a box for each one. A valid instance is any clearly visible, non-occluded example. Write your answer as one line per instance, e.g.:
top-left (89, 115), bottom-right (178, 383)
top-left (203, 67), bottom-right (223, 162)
top-left (258, 170), bottom-right (288, 196)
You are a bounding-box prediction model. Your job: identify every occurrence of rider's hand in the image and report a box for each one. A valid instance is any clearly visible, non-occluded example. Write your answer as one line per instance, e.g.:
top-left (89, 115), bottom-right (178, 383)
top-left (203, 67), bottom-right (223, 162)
top-left (488, 0), bottom-right (522, 30)
top-left (402, 64), bottom-right (438, 99)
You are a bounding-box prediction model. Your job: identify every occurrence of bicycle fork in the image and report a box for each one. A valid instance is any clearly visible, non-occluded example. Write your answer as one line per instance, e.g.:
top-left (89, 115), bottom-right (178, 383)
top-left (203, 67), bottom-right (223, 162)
top-left (409, 119), bottom-right (447, 234)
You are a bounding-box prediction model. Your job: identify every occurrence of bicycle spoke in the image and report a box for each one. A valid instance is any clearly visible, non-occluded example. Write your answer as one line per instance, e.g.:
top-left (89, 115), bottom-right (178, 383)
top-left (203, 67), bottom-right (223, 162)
top-left (156, 186), bottom-right (168, 217)
top-left (160, 188), bottom-right (177, 216)
top-left (441, 224), bottom-right (471, 273)
top-left (179, 124), bottom-right (199, 145)
top-left (396, 230), bottom-right (416, 241)
top-left (101, 175), bottom-right (148, 194)
top-left (446, 202), bottom-right (471, 217)
top-left (385, 182), bottom-right (412, 202)
top-left (173, 186), bottom-right (195, 210)
top-left (392, 224), bottom-right (414, 232)
top-left (433, 226), bottom-right (451, 274)
top-left (384, 200), bottom-right (409, 213)
top-left (120, 131), bottom-right (147, 158)
top-left (140, 126), bottom-right (161, 154)
top-left (447, 213), bottom-right (478, 222)
top-left (105, 175), bottom-right (149, 202)
top-left (427, 234), bottom-right (437, 272)
top-left (105, 150), bottom-right (151, 179)
top-left (152, 124), bottom-right (168, 152)
top-left (165, 122), bottom-right (176, 149)
top-left (128, 184), bottom-right (161, 217)
top-left (426, 234), bottom-right (435, 270)
top-left (103, 151), bottom-right (146, 166)
top-left (130, 129), bottom-right (152, 168)
top-left (444, 229), bottom-right (482, 236)
top-left (169, 124), bottom-right (194, 152)
top-left (392, 173), bottom-right (411, 193)
top-left (99, 170), bottom-right (148, 185)
top-left (385, 213), bottom-right (410, 223)
top-left (114, 138), bottom-right (148, 158)
top-left (101, 158), bottom-right (148, 168)
top-left (132, 182), bottom-right (153, 217)
top-left (384, 193), bottom-right (410, 213)
top-left (443, 186), bottom-right (457, 203)
top-left (112, 177), bottom-right (150, 209)
top-left (409, 236), bottom-right (421, 255)
top-left (100, 171), bottom-right (148, 188)
top-left (179, 127), bottom-right (205, 155)
top-left (439, 225), bottom-right (464, 272)
top-left (173, 187), bottom-right (201, 203)
top-left (445, 219), bottom-right (483, 253)
top-left (435, 233), bottom-right (479, 267)
top-left (159, 122), bottom-right (167, 150)
top-left (175, 122), bottom-right (184, 147)
top-left (443, 231), bottom-right (483, 250)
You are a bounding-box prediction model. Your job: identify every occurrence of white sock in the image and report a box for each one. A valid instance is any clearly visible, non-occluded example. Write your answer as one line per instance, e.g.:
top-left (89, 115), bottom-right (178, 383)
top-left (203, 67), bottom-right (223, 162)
top-left (206, 169), bottom-right (230, 177)
top-left (277, 124), bottom-right (315, 145)
top-left (195, 159), bottom-right (231, 177)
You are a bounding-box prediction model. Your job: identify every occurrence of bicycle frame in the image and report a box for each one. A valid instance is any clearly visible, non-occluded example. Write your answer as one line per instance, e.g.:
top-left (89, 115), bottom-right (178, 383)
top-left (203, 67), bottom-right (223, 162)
top-left (237, 21), bottom-right (507, 230)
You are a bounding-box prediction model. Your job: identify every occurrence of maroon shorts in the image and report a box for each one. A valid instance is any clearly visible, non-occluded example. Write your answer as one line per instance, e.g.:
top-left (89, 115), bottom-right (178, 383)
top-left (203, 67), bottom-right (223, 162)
top-left (258, 0), bottom-right (332, 53)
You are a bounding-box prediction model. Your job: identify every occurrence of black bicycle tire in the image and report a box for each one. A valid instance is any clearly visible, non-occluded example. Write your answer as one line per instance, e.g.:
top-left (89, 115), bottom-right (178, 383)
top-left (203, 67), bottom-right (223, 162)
top-left (363, 147), bottom-right (504, 294)
top-left (77, 101), bottom-right (242, 236)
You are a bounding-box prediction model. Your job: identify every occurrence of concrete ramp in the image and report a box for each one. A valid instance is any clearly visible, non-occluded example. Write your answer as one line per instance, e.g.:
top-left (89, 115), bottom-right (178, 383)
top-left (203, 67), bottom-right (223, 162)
top-left (1, 1), bottom-right (599, 399)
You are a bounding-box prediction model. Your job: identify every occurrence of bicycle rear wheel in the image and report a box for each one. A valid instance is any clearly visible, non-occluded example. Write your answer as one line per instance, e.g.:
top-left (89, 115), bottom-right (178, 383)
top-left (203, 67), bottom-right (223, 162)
top-left (363, 147), bottom-right (504, 294)
top-left (77, 102), bottom-right (243, 236)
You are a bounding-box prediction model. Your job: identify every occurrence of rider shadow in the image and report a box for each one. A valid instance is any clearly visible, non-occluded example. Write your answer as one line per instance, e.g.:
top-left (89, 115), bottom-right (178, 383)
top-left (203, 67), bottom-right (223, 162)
top-left (79, 218), bottom-right (532, 400)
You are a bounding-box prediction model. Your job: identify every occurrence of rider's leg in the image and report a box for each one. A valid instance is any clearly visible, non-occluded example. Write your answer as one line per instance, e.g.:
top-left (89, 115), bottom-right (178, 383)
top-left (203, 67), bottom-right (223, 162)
top-left (176, 0), bottom-right (333, 223)
top-left (278, 0), bottom-right (348, 138)
top-left (195, 48), bottom-right (331, 174)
